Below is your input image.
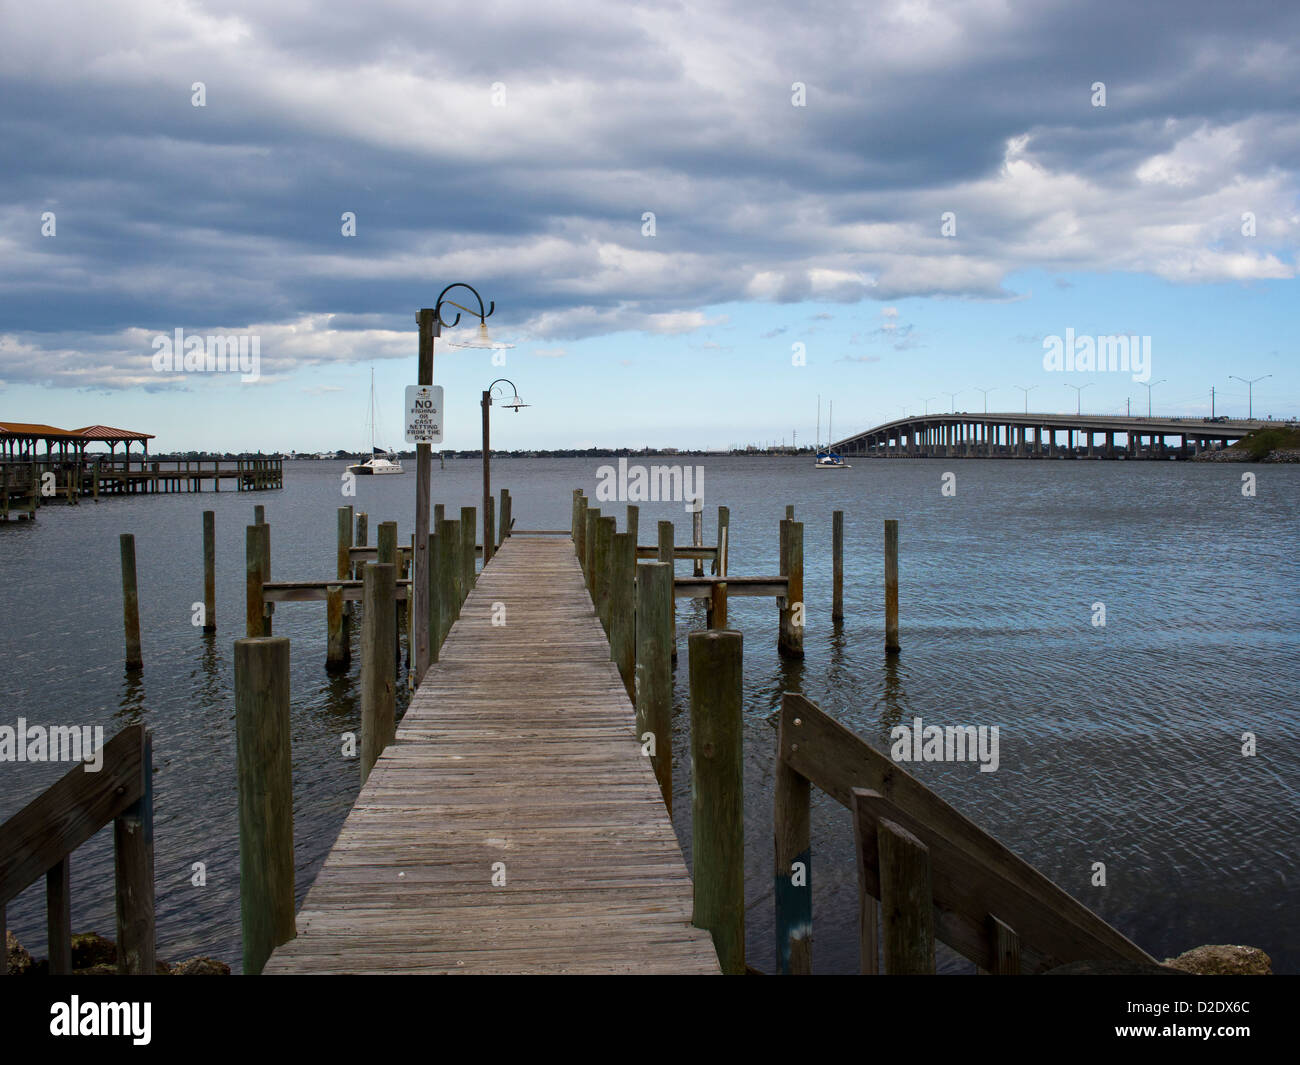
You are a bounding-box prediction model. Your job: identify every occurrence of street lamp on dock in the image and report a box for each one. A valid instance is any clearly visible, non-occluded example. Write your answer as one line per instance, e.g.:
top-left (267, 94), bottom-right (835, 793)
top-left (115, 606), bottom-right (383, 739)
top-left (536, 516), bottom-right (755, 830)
top-left (481, 379), bottom-right (529, 563)
top-left (413, 283), bottom-right (496, 684)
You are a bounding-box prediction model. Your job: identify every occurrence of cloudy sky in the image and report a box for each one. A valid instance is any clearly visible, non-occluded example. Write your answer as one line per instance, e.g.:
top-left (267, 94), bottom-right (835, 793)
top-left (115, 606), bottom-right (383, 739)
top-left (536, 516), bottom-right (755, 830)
top-left (2, 0), bottom-right (1296, 451)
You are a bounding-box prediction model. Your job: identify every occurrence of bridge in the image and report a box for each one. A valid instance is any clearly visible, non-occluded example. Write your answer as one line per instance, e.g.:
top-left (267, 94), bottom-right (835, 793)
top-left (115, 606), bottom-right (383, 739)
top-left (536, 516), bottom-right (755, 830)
top-left (830, 412), bottom-right (1276, 460)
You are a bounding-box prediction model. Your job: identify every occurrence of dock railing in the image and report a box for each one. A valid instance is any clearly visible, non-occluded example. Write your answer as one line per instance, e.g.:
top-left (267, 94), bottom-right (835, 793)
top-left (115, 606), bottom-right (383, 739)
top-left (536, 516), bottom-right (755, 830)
top-left (0, 724), bottom-right (155, 974)
top-left (775, 692), bottom-right (1156, 974)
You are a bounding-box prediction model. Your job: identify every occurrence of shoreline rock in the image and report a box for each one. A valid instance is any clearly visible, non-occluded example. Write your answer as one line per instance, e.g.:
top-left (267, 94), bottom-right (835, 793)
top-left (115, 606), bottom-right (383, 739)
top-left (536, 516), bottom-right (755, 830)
top-left (1163, 945), bottom-right (1272, 975)
top-left (5, 930), bottom-right (229, 976)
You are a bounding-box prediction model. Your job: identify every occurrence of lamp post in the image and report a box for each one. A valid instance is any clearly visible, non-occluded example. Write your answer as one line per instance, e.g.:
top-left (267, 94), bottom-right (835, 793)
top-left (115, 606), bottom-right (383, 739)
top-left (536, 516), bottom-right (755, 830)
top-left (1065, 382), bottom-right (1092, 415)
top-left (1139, 378), bottom-right (1165, 418)
top-left (945, 390), bottom-right (960, 413)
top-left (974, 386), bottom-right (994, 414)
top-left (1228, 374), bottom-right (1270, 420)
top-left (413, 283), bottom-right (495, 683)
top-left (481, 378), bottom-right (528, 565)
top-left (1014, 384), bottom-right (1037, 414)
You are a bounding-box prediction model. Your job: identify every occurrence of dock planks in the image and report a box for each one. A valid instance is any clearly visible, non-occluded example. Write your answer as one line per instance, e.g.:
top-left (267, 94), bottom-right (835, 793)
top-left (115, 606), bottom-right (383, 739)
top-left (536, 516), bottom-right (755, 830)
top-left (265, 536), bottom-right (719, 974)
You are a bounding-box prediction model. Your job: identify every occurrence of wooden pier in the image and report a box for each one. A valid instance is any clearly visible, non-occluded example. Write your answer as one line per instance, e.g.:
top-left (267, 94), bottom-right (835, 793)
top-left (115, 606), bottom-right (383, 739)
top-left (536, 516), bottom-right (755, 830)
top-left (264, 535), bottom-right (719, 974)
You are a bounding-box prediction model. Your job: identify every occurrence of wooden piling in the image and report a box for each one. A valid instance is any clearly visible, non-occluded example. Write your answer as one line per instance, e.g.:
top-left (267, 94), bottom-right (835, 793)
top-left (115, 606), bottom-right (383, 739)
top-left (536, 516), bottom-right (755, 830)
top-left (625, 504), bottom-right (639, 546)
top-left (571, 490), bottom-right (584, 563)
top-left (235, 636), bottom-right (296, 974)
top-left (254, 504), bottom-right (265, 525)
top-left (484, 496), bottom-right (495, 565)
top-left (609, 531), bottom-right (636, 699)
top-left (635, 561), bottom-right (673, 813)
top-left (499, 488), bottom-right (512, 546)
top-left (885, 519), bottom-right (900, 654)
top-left (202, 510), bottom-right (216, 633)
top-left (113, 729), bottom-right (155, 975)
top-left (377, 521), bottom-right (399, 669)
top-left (712, 506), bottom-right (729, 575)
top-left (689, 628), bottom-right (745, 975)
top-left (426, 532), bottom-right (441, 664)
top-left (657, 519), bottom-right (676, 662)
top-left (460, 506), bottom-right (477, 592)
top-left (878, 817), bottom-right (934, 974)
top-left (444, 518), bottom-right (463, 620)
top-left (360, 563), bottom-right (397, 785)
top-left (120, 533), bottom-right (143, 670)
top-left (832, 510), bottom-right (844, 624)
top-left (778, 518), bottom-right (805, 658)
top-left (774, 722), bottom-right (812, 975)
top-left (336, 506), bottom-right (353, 583)
top-left (692, 507), bottom-right (704, 577)
top-left (435, 519), bottom-right (457, 646)
top-left (709, 581), bottom-right (728, 629)
top-left (584, 507), bottom-right (599, 595)
top-left (326, 585), bottom-right (348, 672)
top-left (594, 515), bottom-right (615, 633)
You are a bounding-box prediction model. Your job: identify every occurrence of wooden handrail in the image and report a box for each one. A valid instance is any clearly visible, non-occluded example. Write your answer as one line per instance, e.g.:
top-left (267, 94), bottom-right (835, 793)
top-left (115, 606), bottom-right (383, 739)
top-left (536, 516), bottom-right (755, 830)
top-left (0, 724), bottom-right (155, 974)
top-left (775, 693), bottom-right (1155, 974)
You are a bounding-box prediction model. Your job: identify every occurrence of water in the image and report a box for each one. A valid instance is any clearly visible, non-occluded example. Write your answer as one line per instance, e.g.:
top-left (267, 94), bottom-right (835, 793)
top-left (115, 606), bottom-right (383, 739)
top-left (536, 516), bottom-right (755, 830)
top-left (2, 457), bottom-right (1296, 973)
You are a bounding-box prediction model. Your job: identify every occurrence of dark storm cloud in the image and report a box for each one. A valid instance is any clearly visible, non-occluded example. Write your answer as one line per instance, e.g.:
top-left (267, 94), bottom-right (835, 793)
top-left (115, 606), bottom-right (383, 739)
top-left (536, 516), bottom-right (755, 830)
top-left (0, 0), bottom-right (1295, 388)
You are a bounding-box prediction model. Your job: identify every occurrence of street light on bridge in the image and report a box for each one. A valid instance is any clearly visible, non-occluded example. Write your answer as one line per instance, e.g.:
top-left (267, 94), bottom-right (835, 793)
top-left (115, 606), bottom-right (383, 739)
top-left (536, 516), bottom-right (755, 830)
top-left (945, 390), bottom-right (960, 413)
top-left (1139, 378), bottom-right (1166, 418)
top-left (974, 386), bottom-right (995, 414)
top-left (1065, 382), bottom-right (1092, 415)
top-left (922, 396), bottom-right (937, 415)
top-left (1014, 384), bottom-right (1037, 414)
top-left (1228, 374), bottom-right (1270, 420)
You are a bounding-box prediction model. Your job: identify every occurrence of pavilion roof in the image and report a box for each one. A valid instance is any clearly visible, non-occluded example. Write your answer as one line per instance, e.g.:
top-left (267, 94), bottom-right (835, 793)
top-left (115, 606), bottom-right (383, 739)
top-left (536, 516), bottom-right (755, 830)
top-left (70, 425), bottom-right (156, 442)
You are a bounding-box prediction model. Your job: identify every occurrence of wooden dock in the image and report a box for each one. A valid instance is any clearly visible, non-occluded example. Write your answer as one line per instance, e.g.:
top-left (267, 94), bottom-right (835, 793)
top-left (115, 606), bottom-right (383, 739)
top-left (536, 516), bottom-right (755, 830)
top-left (265, 535), bottom-right (719, 974)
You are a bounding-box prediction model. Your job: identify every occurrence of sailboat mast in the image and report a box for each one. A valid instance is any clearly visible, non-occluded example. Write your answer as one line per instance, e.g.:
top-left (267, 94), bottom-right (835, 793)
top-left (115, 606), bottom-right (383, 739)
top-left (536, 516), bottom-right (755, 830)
top-left (817, 395), bottom-right (821, 451)
top-left (829, 401), bottom-right (833, 445)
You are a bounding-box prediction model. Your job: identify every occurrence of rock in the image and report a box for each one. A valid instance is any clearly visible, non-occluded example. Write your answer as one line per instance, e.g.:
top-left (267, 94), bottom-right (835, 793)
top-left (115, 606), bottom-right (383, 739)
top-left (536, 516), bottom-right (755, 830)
top-left (1163, 945), bottom-right (1272, 975)
top-left (6, 931), bottom-right (32, 976)
top-left (70, 931), bottom-right (116, 969)
top-left (1044, 960), bottom-right (1189, 975)
top-left (170, 955), bottom-right (231, 975)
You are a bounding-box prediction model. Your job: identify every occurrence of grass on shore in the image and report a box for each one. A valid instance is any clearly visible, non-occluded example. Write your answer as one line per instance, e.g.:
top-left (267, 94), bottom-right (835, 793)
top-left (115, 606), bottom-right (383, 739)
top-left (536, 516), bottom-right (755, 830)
top-left (1230, 426), bottom-right (1300, 460)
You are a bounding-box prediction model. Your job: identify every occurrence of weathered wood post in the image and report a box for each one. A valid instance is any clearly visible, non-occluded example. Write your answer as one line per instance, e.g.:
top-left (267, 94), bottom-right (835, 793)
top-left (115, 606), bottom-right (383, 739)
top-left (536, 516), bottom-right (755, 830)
top-left (235, 636), bottom-right (295, 974)
top-left (594, 515), bottom-right (615, 633)
top-left (774, 698), bottom-right (812, 975)
top-left (254, 504), bottom-right (265, 525)
top-left (426, 532), bottom-right (441, 664)
top-left (657, 519), bottom-right (676, 662)
top-left (785, 504), bottom-right (795, 520)
top-left (360, 563), bottom-right (397, 785)
top-left (832, 510), bottom-right (844, 624)
top-left (584, 507), bottom-right (599, 595)
top-left (336, 506), bottom-right (353, 585)
top-left (244, 525), bottom-right (265, 639)
top-left (878, 817), bottom-right (934, 974)
top-left (709, 581), bottom-right (728, 629)
top-left (376, 521), bottom-right (399, 670)
top-left (778, 518), bottom-right (805, 658)
top-left (689, 628), bottom-right (745, 975)
top-left (609, 531), bottom-right (636, 698)
top-left (113, 727), bottom-right (156, 975)
top-left (885, 519), bottom-right (900, 654)
top-left (499, 488), bottom-right (511, 546)
top-left (484, 496), bottom-right (495, 565)
top-left (355, 511), bottom-right (368, 551)
top-left (692, 507), bottom-right (704, 577)
top-left (571, 489), bottom-right (584, 562)
top-left (120, 533), bottom-right (143, 670)
top-left (435, 518), bottom-right (457, 646)
top-left (259, 522), bottom-right (272, 635)
top-left (443, 517), bottom-right (463, 622)
top-left (713, 506), bottom-right (729, 575)
top-left (202, 510), bottom-right (216, 633)
top-left (635, 561), bottom-right (673, 813)
top-left (326, 584), bottom-right (349, 672)
top-left (460, 506), bottom-right (477, 593)
top-left (625, 504), bottom-right (639, 547)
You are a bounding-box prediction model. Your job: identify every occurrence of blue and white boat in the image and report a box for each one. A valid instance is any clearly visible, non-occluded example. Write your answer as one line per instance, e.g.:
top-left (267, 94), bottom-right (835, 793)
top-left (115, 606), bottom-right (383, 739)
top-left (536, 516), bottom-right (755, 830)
top-left (815, 449), bottom-right (851, 469)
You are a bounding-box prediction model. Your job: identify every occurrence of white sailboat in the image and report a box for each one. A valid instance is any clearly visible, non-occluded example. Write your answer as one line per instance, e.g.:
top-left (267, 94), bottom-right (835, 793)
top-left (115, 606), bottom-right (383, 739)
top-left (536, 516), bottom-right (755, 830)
top-left (814, 396), bottom-right (851, 469)
top-left (348, 368), bottom-right (404, 476)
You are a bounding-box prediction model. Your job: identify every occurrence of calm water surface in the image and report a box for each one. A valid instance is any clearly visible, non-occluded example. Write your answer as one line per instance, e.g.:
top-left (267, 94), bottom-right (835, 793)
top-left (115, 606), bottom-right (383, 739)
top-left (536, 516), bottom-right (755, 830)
top-left (2, 457), bottom-right (1296, 973)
